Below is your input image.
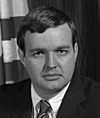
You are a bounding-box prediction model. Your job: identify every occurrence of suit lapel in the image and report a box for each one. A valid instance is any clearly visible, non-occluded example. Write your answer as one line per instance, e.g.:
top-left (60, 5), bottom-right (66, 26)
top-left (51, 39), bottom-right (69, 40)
top-left (57, 73), bottom-right (86, 118)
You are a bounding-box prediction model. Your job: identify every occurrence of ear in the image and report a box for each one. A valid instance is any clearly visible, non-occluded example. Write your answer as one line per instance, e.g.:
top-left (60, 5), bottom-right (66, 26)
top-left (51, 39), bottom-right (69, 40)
top-left (74, 42), bottom-right (78, 60)
top-left (18, 49), bottom-right (26, 67)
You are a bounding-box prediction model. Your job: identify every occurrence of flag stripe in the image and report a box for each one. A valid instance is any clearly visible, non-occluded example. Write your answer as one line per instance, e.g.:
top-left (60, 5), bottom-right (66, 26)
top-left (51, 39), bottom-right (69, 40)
top-left (11, 0), bottom-right (29, 17)
top-left (1, 18), bottom-right (15, 40)
top-left (2, 38), bottom-right (20, 63)
top-left (1, 16), bottom-right (24, 40)
top-left (0, 55), bottom-right (5, 85)
top-left (0, 22), bottom-right (2, 57)
top-left (1, 0), bottom-right (29, 19)
top-left (3, 60), bottom-right (28, 82)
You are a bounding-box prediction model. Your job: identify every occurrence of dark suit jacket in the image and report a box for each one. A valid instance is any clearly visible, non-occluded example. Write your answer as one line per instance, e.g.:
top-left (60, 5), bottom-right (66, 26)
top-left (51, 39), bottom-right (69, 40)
top-left (0, 73), bottom-right (100, 118)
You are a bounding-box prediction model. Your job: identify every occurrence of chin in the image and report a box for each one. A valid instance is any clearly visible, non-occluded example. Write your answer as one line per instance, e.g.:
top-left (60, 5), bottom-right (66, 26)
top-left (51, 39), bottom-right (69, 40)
top-left (45, 84), bottom-right (65, 92)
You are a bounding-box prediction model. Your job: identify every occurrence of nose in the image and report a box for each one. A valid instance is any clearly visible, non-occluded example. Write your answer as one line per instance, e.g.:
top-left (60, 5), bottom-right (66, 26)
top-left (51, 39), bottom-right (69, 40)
top-left (45, 52), bottom-right (57, 69)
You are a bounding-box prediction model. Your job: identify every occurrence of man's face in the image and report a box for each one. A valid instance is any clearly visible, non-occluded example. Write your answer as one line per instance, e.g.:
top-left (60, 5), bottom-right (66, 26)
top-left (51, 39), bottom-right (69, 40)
top-left (20, 23), bottom-right (78, 99)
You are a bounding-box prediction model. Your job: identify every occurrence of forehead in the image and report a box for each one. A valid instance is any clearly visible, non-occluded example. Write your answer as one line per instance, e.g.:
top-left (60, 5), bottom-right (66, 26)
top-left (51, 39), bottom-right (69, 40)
top-left (24, 23), bottom-right (72, 50)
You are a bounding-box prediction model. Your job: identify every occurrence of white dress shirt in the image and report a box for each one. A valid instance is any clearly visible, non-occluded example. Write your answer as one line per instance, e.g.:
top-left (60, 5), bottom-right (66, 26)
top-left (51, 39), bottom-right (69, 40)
top-left (31, 82), bottom-right (70, 118)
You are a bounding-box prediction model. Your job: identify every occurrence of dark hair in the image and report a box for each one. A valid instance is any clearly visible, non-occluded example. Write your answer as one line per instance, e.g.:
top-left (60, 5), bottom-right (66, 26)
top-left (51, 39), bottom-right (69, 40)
top-left (17, 6), bottom-right (77, 54)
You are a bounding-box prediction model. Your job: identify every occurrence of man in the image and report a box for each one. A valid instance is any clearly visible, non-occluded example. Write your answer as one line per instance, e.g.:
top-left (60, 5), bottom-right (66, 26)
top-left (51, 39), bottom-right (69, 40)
top-left (0, 6), bottom-right (100, 118)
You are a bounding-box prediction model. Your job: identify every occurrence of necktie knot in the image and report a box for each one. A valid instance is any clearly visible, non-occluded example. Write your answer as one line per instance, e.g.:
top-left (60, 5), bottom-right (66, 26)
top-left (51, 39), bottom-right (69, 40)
top-left (36, 99), bottom-right (52, 118)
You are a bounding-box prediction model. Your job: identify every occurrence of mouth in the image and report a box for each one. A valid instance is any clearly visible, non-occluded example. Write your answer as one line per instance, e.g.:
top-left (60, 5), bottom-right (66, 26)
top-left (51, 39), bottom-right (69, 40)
top-left (42, 74), bottom-right (62, 81)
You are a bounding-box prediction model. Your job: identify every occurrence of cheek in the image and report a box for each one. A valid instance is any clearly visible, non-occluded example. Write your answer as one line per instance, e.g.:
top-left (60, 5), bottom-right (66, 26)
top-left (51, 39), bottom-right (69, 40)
top-left (60, 56), bottom-right (76, 74)
top-left (25, 59), bottom-right (44, 77)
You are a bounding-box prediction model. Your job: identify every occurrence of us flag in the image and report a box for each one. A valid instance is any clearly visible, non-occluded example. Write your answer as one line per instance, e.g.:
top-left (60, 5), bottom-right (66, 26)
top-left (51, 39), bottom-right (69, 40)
top-left (0, 0), bottom-right (29, 85)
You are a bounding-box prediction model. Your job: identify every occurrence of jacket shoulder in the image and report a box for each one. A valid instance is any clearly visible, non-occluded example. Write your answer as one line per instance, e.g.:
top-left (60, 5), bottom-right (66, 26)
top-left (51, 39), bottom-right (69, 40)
top-left (0, 79), bottom-right (31, 93)
top-left (81, 76), bottom-right (100, 96)
top-left (80, 76), bottom-right (100, 116)
top-left (0, 79), bottom-right (31, 110)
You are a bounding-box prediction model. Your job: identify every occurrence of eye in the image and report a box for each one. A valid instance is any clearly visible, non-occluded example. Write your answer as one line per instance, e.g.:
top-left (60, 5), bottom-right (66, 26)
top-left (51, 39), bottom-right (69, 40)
top-left (32, 51), bottom-right (44, 57)
top-left (57, 50), bottom-right (68, 55)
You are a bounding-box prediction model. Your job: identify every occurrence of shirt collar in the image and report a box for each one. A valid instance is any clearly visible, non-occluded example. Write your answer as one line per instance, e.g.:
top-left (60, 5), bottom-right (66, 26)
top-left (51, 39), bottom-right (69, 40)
top-left (31, 82), bottom-right (70, 114)
top-left (31, 84), bottom-right (41, 114)
top-left (49, 82), bottom-right (70, 112)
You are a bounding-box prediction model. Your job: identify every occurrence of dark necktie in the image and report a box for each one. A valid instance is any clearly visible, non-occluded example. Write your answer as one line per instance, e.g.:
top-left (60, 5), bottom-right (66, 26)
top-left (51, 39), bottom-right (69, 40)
top-left (36, 99), bottom-right (52, 118)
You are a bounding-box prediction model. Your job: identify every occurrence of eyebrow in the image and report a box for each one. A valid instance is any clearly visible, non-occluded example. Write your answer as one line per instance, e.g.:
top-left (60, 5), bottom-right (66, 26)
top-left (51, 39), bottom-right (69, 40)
top-left (29, 45), bottom-right (70, 52)
top-left (29, 48), bottom-right (47, 53)
top-left (54, 45), bottom-right (70, 51)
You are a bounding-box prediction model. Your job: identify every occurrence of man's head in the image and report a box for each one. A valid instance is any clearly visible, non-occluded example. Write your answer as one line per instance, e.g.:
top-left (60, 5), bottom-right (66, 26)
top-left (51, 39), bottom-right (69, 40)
top-left (17, 6), bottom-right (77, 54)
top-left (17, 6), bottom-right (78, 99)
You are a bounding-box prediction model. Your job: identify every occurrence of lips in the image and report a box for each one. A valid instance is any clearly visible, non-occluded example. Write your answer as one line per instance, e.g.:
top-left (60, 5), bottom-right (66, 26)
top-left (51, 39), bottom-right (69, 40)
top-left (43, 74), bottom-right (61, 77)
top-left (42, 74), bottom-right (62, 80)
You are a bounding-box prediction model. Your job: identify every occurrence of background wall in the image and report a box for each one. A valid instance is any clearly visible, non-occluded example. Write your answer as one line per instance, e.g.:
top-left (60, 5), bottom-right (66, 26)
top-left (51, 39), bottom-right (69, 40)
top-left (0, 0), bottom-right (100, 85)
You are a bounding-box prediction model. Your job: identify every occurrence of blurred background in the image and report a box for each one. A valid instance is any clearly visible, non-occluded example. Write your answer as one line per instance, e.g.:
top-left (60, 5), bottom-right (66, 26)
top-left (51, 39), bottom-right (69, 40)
top-left (0, 0), bottom-right (100, 85)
